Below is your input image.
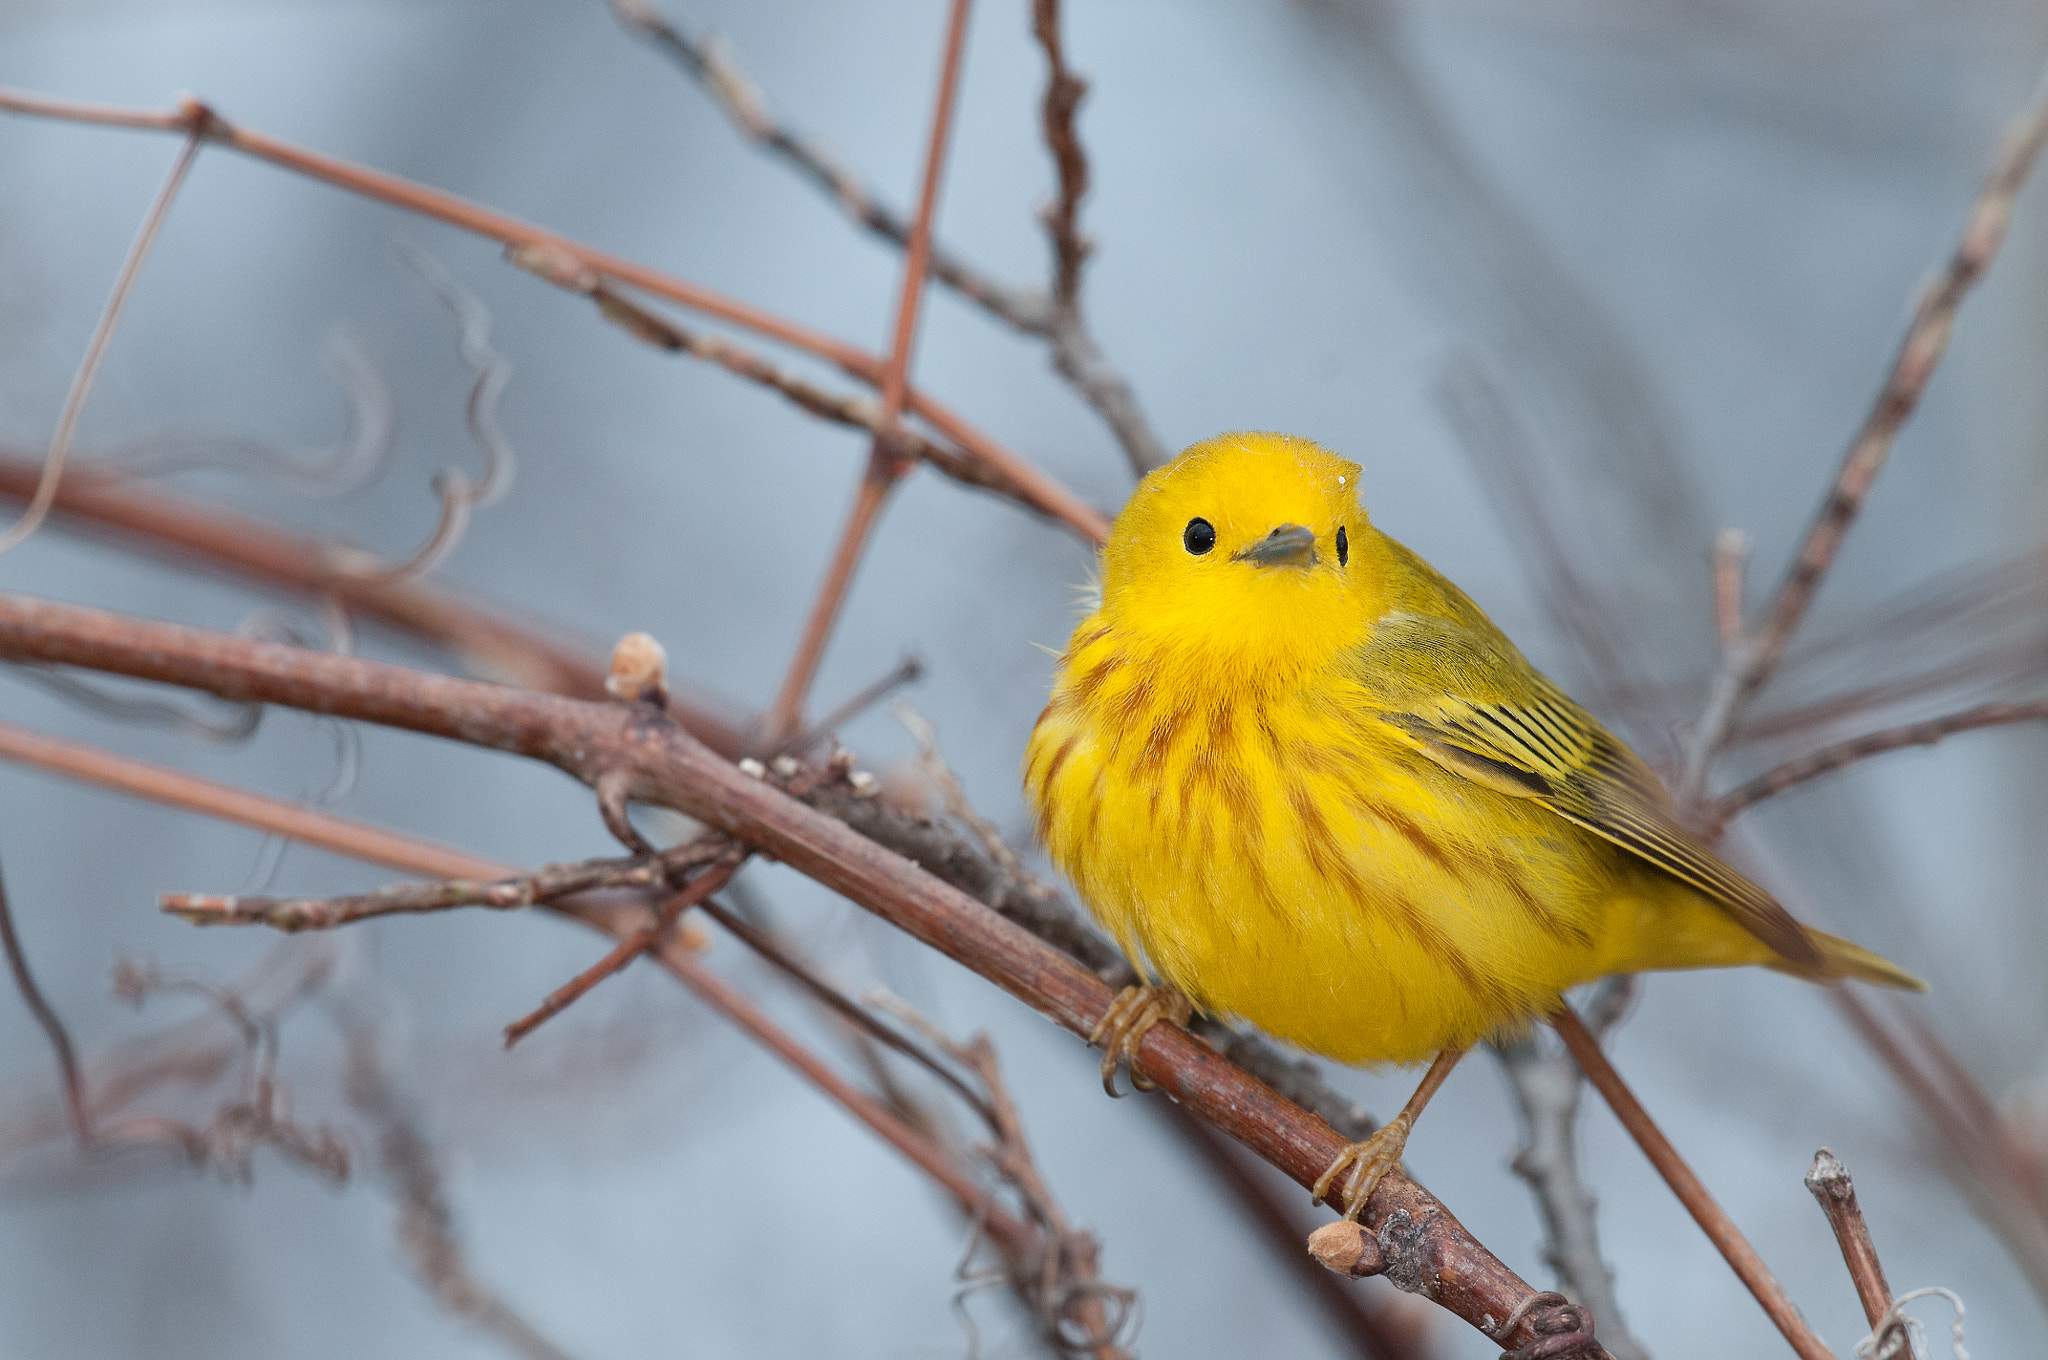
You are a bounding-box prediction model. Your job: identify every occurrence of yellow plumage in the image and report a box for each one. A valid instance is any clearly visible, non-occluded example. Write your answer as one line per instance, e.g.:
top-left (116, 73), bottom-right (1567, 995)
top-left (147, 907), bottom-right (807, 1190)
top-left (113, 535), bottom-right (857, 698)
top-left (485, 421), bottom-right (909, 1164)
top-left (1024, 432), bottom-right (1919, 1071)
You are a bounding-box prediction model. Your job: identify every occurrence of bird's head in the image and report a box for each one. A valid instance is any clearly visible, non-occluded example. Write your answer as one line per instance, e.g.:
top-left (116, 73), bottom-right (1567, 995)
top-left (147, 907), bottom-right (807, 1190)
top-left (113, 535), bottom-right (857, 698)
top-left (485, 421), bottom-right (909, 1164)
top-left (1098, 432), bottom-right (1381, 674)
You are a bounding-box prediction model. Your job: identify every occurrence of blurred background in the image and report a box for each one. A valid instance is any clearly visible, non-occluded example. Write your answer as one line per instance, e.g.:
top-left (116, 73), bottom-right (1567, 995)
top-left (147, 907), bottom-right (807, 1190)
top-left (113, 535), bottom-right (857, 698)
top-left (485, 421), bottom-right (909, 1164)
top-left (2, 1), bottom-right (2046, 1356)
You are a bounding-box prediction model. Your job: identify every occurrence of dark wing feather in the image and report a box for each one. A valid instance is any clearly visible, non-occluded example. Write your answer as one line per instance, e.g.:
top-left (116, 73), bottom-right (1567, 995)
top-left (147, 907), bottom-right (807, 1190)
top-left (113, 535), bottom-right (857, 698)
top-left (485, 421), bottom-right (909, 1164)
top-left (1357, 611), bottom-right (1823, 970)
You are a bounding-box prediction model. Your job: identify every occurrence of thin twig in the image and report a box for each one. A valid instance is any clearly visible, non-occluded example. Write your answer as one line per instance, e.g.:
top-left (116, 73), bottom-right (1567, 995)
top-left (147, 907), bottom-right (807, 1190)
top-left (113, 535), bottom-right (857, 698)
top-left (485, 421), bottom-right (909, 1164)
top-left (767, 0), bottom-right (976, 741)
top-left (775, 653), bottom-right (925, 756)
top-left (1712, 529), bottom-right (1748, 652)
top-left (501, 853), bottom-right (742, 1048)
top-left (0, 125), bottom-right (202, 553)
top-left (1711, 698), bottom-right (2048, 829)
top-left (1551, 1003), bottom-right (1827, 1360)
top-left (0, 850), bottom-right (92, 1147)
top-left (162, 838), bottom-right (731, 931)
top-left (505, 245), bottom-right (1028, 507)
top-left (610, 0), bottom-right (1166, 477)
top-left (1680, 59), bottom-right (2048, 804)
top-left (0, 86), bottom-right (1109, 544)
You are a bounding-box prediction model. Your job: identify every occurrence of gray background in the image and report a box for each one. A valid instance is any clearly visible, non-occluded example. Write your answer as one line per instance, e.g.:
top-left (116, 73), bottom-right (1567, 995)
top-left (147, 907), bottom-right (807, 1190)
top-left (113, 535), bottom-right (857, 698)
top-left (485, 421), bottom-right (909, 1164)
top-left (1, 1), bottom-right (2045, 1356)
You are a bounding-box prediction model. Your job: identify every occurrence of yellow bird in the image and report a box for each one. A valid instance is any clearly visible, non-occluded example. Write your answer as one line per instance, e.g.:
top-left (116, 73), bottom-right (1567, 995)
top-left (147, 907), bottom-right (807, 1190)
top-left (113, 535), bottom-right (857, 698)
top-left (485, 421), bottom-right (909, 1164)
top-left (1023, 431), bottom-right (1920, 1216)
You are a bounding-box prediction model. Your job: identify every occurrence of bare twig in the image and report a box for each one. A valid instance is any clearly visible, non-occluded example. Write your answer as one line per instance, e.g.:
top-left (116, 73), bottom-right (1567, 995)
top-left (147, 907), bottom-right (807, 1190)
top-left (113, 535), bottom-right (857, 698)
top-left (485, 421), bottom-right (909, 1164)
top-left (1680, 59), bottom-right (2048, 804)
top-left (607, 0), bottom-right (1046, 329)
top-left (0, 86), bottom-right (1110, 544)
top-left (163, 838), bottom-right (731, 931)
top-left (506, 245), bottom-right (1030, 508)
top-left (1712, 698), bottom-right (2048, 828)
top-left (767, 0), bottom-right (976, 740)
top-left (0, 850), bottom-right (92, 1147)
top-left (0, 592), bottom-right (1606, 1353)
top-left (1805, 1149), bottom-right (1898, 1337)
top-left (0, 125), bottom-right (201, 553)
top-left (1552, 1003), bottom-right (1826, 1360)
top-left (610, 0), bottom-right (1167, 477)
top-left (776, 653), bottom-right (925, 756)
top-left (1712, 529), bottom-right (1748, 652)
top-left (1027, 0), bottom-right (1168, 477)
top-left (501, 853), bottom-right (742, 1047)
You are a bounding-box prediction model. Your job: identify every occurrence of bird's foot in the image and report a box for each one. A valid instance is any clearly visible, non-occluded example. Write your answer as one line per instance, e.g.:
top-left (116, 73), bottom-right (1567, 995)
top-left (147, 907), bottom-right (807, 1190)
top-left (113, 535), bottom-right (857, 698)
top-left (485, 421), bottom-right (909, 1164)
top-left (1088, 985), bottom-right (1191, 1097)
top-left (1312, 1115), bottom-right (1413, 1221)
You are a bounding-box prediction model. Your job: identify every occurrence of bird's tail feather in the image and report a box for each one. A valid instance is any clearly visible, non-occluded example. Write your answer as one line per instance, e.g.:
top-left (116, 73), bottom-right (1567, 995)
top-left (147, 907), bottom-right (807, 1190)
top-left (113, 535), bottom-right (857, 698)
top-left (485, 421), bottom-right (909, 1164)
top-left (1785, 927), bottom-right (1926, 991)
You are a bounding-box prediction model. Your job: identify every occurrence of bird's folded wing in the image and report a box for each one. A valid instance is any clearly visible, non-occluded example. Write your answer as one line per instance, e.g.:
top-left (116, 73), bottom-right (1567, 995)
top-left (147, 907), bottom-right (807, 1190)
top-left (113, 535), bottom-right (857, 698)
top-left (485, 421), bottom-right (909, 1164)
top-left (1356, 613), bottom-right (1822, 970)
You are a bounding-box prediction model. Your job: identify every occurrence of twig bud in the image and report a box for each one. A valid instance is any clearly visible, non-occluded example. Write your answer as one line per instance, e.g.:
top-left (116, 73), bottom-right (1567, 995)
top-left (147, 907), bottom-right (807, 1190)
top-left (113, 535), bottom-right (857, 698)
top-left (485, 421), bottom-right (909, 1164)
top-left (1307, 1220), bottom-right (1384, 1278)
top-left (606, 632), bottom-right (668, 707)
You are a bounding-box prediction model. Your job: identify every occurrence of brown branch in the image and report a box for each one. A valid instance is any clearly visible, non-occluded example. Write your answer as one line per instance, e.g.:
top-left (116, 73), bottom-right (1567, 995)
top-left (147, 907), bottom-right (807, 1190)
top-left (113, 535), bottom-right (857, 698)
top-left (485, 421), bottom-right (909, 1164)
top-left (767, 0), bottom-right (976, 741)
top-left (1711, 698), bottom-right (2048, 828)
top-left (1552, 1004), bottom-right (1827, 1360)
top-left (504, 245), bottom-right (1030, 509)
top-left (1679, 60), bottom-right (2048, 803)
top-left (0, 850), bottom-right (92, 1147)
top-left (0, 85), bottom-right (1110, 545)
top-left (501, 853), bottom-right (742, 1048)
top-left (0, 593), bottom-right (1605, 1354)
top-left (1804, 1149), bottom-right (1897, 1337)
top-left (162, 838), bottom-right (732, 931)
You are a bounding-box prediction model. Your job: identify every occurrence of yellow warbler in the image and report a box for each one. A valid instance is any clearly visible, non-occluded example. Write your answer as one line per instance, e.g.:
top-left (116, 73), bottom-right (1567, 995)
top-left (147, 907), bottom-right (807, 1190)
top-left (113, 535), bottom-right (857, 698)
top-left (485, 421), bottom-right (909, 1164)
top-left (1022, 431), bottom-right (1920, 1214)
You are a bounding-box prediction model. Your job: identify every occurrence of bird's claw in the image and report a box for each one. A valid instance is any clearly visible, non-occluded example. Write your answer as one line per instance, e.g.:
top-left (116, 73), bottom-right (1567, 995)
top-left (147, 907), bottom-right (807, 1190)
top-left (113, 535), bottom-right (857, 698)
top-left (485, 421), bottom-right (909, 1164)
top-left (1088, 985), bottom-right (1191, 1097)
top-left (1312, 1115), bottom-right (1412, 1221)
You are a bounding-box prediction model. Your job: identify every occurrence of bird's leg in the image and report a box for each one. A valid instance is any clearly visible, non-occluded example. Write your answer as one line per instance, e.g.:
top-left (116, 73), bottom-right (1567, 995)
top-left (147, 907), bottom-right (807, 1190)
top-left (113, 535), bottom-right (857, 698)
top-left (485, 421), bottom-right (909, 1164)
top-left (1313, 1046), bottom-right (1467, 1220)
top-left (1088, 984), bottom-right (1192, 1097)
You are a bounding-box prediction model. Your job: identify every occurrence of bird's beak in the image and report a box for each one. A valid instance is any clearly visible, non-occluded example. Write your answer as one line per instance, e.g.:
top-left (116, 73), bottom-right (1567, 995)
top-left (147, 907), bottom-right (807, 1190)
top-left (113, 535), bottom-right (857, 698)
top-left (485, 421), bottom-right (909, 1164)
top-left (1234, 523), bottom-right (1318, 568)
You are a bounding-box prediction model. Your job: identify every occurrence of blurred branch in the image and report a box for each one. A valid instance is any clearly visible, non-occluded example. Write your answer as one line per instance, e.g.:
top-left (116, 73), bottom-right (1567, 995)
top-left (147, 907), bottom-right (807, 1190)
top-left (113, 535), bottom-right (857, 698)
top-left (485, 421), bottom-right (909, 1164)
top-left (1492, 978), bottom-right (1647, 1360)
top-left (0, 126), bottom-right (201, 554)
top-left (0, 850), bottom-right (92, 1147)
top-left (1679, 58), bottom-right (2048, 805)
top-left (338, 1003), bottom-right (583, 1360)
top-left (1710, 698), bottom-right (2048, 830)
top-left (0, 85), bottom-right (1111, 545)
top-left (0, 594), bottom-right (1610, 1355)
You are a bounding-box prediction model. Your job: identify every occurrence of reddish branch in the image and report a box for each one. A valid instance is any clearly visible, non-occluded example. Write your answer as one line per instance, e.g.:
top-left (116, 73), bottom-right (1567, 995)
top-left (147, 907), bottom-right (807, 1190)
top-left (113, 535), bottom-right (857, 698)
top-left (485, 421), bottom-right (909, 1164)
top-left (766, 0), bottom-right (975, 740)
top-left (0, 591), bottom-right (1604, 1355)
top-left (0, 86), bottom-right (1110, 545)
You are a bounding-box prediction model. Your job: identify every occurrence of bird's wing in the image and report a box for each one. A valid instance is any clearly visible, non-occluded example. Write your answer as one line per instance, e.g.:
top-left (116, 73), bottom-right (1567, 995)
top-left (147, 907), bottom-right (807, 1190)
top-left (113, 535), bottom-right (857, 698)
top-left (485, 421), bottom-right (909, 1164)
top-left (1354, 611), bottom-right (1822, 969)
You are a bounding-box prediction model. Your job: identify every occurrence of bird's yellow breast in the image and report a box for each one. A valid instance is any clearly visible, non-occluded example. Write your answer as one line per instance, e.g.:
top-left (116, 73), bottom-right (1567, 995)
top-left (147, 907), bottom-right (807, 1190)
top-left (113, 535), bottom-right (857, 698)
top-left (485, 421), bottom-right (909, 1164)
top-left (1023, 619), bottom-right (1759, 1066)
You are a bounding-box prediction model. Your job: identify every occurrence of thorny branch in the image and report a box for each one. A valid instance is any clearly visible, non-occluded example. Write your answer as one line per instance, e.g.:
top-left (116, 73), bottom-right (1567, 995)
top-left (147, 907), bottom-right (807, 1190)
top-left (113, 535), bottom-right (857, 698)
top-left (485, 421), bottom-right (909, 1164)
top-left (1679, 58), bottom-right (2048, 806)
top-left (0, 594), bottom-right (1607, 1355)
top-left (609, 0), bottom-right (1167, 477)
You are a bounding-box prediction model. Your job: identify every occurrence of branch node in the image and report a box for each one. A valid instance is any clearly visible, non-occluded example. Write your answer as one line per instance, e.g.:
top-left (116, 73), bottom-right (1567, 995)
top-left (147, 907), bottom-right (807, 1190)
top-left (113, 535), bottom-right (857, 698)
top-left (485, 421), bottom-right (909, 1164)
top-left (605, 631), bottom-right (669, 708)
top-left (1306, 1219), bottom-right (1385, 1278)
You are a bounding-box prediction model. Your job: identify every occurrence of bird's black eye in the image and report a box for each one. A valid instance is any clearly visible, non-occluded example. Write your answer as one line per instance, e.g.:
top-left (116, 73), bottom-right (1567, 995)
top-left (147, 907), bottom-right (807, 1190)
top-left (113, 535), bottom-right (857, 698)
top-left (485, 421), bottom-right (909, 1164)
top-left (1336, 525), bottom-right (1349, 567)
top-left (1183, 518), bottom-right (1216, 555)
